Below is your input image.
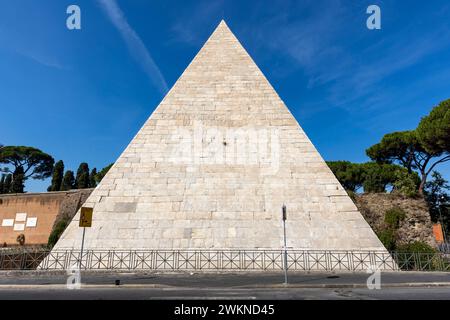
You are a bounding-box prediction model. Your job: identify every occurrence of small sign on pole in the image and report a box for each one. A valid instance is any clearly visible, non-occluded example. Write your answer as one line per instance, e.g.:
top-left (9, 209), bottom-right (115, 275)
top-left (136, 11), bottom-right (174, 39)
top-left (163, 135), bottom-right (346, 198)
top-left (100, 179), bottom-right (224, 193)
top-left (79, 207), bottom-right (93, 228)
top-left (78, 207), bottom-right (93, 269)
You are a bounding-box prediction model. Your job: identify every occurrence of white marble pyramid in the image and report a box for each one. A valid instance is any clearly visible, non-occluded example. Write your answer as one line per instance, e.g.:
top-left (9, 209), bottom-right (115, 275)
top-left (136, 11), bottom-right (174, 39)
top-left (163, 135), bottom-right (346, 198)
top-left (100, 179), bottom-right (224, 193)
top-left (52, 21), bottom-right (388, 256)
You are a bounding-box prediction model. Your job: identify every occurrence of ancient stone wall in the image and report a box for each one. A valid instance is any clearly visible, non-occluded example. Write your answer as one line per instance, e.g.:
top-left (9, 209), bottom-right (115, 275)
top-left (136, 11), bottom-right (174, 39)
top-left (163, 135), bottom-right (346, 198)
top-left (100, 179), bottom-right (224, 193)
top-left (51, 189), bottom-right (93, 230)
top-left (0, 189), bottom-right (93, 246)
top-left (354, 193), bottom-right (436, 247)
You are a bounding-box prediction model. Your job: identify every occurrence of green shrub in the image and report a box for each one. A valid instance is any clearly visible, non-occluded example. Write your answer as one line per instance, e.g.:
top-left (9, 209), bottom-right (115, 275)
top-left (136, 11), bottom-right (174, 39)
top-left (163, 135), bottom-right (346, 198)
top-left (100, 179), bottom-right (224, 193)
top-left (378, 207), bottom-right (407, 251)
top-left (396, 241), bottom-right (436, 253)
top-left (384, 207), bottom-right (406, 229)
top-left (378, 229), bottom-right (396, 251)
top-left (47, 219), bottom-right (69, 248)
top-left (346, 190), bottom-right (356, 202)
top-left (395, 241), bottom-right (442, 271)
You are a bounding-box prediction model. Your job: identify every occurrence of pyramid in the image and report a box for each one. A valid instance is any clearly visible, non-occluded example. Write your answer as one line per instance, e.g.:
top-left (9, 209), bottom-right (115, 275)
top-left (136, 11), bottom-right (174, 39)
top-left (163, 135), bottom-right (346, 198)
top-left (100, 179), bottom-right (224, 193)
top-left (49, 21), bottom-right (392, 269)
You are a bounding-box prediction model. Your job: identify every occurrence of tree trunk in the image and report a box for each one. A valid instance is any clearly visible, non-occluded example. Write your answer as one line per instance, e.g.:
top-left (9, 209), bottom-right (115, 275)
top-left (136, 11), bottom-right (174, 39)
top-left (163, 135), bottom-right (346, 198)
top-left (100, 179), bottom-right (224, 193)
top-left (418, 172), bottom-right (427, 196)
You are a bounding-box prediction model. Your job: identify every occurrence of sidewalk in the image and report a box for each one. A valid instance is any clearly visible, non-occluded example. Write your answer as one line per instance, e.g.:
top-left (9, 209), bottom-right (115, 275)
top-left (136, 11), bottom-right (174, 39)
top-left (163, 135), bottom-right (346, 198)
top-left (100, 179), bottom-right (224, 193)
top-left (1, 270), bottom-right (449, 288)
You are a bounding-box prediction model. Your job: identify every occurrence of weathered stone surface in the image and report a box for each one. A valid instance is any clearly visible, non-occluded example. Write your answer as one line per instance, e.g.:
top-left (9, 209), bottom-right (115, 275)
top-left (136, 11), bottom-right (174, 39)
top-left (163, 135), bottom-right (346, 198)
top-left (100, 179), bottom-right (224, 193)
top-left (52, 21), bottom-right (388, 253)
top-left (354, 193), bottom-right (436, 247)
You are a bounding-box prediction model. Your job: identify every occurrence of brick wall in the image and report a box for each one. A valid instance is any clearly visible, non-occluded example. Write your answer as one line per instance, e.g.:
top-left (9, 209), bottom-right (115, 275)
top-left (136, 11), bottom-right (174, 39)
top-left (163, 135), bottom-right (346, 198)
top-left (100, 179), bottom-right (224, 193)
top-left (0, 189), bottom-right (93, 246)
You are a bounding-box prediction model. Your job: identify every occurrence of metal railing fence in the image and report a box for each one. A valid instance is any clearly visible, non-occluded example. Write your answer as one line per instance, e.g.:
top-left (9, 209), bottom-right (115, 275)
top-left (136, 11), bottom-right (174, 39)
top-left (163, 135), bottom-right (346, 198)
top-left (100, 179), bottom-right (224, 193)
top-left (1, 248), bottom-right (449, 271)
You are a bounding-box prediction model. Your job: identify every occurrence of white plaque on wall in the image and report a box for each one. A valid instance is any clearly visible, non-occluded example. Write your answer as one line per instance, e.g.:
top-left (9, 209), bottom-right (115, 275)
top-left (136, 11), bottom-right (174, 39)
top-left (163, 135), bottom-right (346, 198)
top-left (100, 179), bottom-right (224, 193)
top-left (26, 217), bottom-right (38, 227)
top-left (1, 219), bottom-right (14, 227)
top-left (15, 213), bottom-right (27, 222)
top-left (13, 223), bottom-right (25, 231)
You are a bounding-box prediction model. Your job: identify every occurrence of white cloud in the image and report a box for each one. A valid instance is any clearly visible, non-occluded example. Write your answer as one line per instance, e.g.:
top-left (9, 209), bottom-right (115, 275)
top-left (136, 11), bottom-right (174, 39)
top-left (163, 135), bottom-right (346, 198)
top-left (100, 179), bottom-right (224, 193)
top-left (247, 1), bottom-right (450, 116)
top-left (16, 50), bottom-right (66, 70)
top-left (97, 0), bottom-right (168, 94)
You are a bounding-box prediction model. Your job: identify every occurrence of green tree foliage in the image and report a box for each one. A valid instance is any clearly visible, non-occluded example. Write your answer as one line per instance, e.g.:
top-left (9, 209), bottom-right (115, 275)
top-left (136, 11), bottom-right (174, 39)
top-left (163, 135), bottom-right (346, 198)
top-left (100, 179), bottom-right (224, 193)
top-left (60, 170), bottom-right (75, 191)
top-left (416, 99), bottom-right (450, 155)
top-left (95, 163), bottom-right (113, 184)
top-left (3, 174), bottom-right (12, 193)
top-left (326, 161), bottom-right (363, 192)
top-left (366, 131), bottom-right (431, 193)
top-left (327, 161), bottom-right (417, 195)
top-left (89, 168), bottom-right (97, 188)
top-left (424, 171), bottom-right (449, 235)
top-left (396, 241), bottom-right (444, 270)
top-left (48, 160), bottom-right (64, 192)
top-left (396, 241), bottom-right (436, 253)
top-left (0, 175), bottom-right (5, 194)
top-left (10, 166), bottom-right (25, 193)
top-left (415, 99), bottom-right (450, 192)
top-left (377, 229), bottom-right (396, 251)
top-left (0, 146), bottom-right (54, 181)
top-left (392, 167), bottom-right (420, 195)
top-left (75, 162), bottom-right (90, 189)
top-left (366, 131), bottom-right (417, 173)
top-left (384, 207), bottom-right (406, 229)
top-left (360, 162), bottom-right (396, 193)
top-left (377, 207), bottom-right (406, 251)
top-left (47, 219), bottom-right (69, 248)
top-left (367, 99), bottom-right (450, 194)
top-left (59, 163), bottom-right (111, 191)
top-left (392, 169), bottom-right (420, 197)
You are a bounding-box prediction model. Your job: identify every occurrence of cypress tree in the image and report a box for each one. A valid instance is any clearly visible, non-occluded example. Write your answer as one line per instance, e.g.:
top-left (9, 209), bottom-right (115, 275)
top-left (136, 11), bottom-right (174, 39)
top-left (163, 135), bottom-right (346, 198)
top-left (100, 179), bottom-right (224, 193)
top-left (10, 166), bottom-right (25, 193)
top-left (61, 170), bottom-right (75, 191)
top-left (48, 160), bottom-right (64, 191)
top-left (95, 163), bottom-right (113, 184)
top-left (0, 175), bottom-right (5, 194)
top-left (89, 168), bottom-right (97, 188)
top-left (75, 163), bottom-right (90, 189)
top-left (3, 174), bottom-right (12, 193)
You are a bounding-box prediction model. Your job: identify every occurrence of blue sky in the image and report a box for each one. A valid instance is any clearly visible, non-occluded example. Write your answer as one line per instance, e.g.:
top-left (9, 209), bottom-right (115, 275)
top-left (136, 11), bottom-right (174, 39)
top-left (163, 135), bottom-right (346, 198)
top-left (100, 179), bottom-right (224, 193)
top-left (0, 0), bottom-right (449, 192)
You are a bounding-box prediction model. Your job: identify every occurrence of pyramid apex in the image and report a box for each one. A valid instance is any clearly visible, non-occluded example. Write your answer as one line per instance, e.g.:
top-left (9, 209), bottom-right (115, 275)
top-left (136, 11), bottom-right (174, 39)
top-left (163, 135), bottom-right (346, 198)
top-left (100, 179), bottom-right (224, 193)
top-left (215, 19), bottom-right (231, 31)
top-left (208, 19), bottom-right (239, 44)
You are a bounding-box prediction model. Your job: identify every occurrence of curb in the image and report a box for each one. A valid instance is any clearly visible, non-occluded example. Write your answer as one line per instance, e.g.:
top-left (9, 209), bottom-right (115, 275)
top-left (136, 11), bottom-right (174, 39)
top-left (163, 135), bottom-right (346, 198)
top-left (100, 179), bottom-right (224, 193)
top-left (1, 282), bottom-right (450, 289)
top-left (238, 282), bottom-right (450, 289)
top-left (2, 270), bottom-right (450, 276)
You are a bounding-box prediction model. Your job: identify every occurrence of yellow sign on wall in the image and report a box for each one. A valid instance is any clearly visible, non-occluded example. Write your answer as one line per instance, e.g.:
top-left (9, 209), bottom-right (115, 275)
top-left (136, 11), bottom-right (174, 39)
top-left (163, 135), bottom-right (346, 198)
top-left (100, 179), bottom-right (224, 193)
top-left (79, 207), bottom-right (93, 228)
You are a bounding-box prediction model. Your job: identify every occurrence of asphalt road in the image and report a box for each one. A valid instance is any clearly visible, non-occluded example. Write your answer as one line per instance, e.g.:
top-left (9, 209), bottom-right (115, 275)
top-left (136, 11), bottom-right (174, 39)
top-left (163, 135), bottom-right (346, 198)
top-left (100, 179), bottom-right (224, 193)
top-left (1, 271), bottom-right (450, 300)
top-left (1, 270), bottom-right (450, 287)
